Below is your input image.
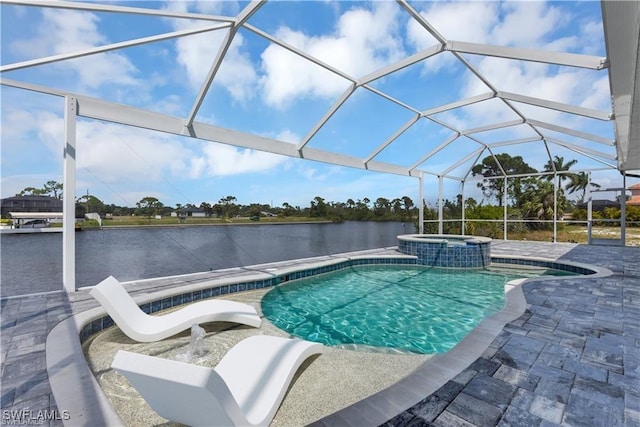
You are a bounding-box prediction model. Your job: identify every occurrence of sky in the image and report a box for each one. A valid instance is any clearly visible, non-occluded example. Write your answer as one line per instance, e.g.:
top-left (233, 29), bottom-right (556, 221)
top-left (1, 0), bottom-right (637, 209)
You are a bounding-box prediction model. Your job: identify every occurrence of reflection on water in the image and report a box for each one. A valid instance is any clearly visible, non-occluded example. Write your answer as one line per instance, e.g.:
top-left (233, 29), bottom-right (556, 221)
top-left (0, 221), bottom-right (410, 297)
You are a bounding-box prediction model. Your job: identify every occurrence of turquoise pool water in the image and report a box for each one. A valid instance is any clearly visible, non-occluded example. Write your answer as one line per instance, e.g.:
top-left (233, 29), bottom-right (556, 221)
top-left (262, 265), bottom-right (571, 354)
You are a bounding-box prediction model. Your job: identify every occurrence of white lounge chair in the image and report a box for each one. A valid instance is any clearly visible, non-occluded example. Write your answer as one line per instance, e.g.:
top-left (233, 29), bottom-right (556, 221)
top-left (111, 335), bottom-right (324, 427)
top-left (90, 276), bottom-right (262, 342)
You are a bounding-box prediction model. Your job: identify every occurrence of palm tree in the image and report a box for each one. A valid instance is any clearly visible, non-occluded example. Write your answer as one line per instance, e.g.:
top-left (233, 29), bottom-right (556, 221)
top-left (543, 156), bottom-right (578, 184)
top-left (566, 172), bottom-right (601, 202)
top-left (520, 179), bottom-right (568, 229)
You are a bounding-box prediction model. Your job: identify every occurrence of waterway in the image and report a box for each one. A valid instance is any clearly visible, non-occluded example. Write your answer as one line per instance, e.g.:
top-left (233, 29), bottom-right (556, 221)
top-left (0, 221), bottom-right (411, 297)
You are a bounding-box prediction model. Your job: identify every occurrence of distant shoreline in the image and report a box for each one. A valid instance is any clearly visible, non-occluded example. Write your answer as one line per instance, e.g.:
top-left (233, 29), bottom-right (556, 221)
top-left (91, 219), bottom-right (335, 230)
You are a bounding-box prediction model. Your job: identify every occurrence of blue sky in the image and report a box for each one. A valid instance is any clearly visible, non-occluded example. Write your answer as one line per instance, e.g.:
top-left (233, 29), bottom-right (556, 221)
top-left (1, 1), bottom-right (635, 209)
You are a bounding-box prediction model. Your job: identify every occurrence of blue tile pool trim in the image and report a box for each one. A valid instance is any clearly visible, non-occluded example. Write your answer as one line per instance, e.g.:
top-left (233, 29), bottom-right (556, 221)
top-left (491, 257), bottom-right (596, 275)
top-left (397, 237), bottom-right (491, 268)
top-left (79, 257), bottom-right (415, 342)
top-left (79, 256), bottom-right (596, 343)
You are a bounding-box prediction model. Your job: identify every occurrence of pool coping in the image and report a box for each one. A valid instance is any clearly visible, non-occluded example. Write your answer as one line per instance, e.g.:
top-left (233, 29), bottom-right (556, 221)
top-left (45, 252), bottom-right (613, 426)
top-left (312, 257), bottom-right (613, 425)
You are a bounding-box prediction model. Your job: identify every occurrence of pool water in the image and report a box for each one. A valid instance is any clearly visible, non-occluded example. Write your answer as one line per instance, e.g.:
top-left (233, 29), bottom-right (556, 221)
top-left (262, 265), bottom-right (571, 354)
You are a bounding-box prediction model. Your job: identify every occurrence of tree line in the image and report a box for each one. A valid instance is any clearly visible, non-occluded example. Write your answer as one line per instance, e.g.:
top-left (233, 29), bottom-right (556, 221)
top-left (12, 183), bottom-right (418, 222)
top-left (11, 154), bottom-right (638, 233)
top-left (132, 194), bottom-right (418, 222)
top-left (432, 153), bottom-right (639, 236)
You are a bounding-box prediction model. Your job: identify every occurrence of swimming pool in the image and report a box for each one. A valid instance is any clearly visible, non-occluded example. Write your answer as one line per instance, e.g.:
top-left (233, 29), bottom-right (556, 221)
top-left (262, 265), bottom-right (571, 354)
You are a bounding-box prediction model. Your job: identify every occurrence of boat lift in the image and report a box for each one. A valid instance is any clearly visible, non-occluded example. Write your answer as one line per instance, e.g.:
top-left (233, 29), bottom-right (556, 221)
top-left (9, 212), bottom-right (64, 228)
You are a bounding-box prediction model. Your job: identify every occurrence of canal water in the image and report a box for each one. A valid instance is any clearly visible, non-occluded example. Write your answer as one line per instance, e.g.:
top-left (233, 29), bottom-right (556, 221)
top-left (0, 221), bottom-right (411, 297)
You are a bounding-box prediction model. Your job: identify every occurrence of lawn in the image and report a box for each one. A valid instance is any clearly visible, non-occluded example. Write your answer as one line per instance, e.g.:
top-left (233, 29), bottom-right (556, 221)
top-left (508, 225), bottom-right (640, 246)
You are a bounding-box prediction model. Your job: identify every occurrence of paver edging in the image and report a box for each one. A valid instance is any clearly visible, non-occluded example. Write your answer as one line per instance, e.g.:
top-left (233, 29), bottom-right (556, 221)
top-left (46, 306), bottom-right (122, 426)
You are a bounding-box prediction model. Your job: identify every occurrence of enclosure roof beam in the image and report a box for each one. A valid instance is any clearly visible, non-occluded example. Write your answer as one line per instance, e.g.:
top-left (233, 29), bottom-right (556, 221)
top-left (498, 91), bottom-right (612, 121)
top-left (358, 44), bottom-right (443, 86)
top-left (546, 138), bottom-right (617, 163)
top-left (1, 78), bottom-right (66, 97)
top-left (462, 149), bottom-right (487, 181)
top-left (72, 94), bottom-right (422, 177)
top-left (462, 119), bottom-right (524, 136)
top-left (484, 147), bottom-right (509, 177)
top-left (441, 147), bottom-right (484, 176)
top-left (297, 84), bottom-right (357, 152)
top-left (602, 0), bottom-right (640, 172)
top-left (466, 167), bottom-right (614, 182)
top-left (244, 24), bottom-right (355, 83)
top-left (365, 114), bottom-right (420, 164)
top-left (446, 41), bottom-right (608, 70)
top-left (362, 85), bottom-right (422, 115)
top-left (408, 132), bottom-right (459, 172)
top-left (527, 119), bottom-right (615, 145)
top-left (423, 115), bottom-right (464, 135)
top-left (488, 137), bottom-right (543, 148)
top-left (421, 92), bottom-right (495, 117)
top-left (185, 1), bottom-right (264, 128)
top-left (396, 0), bottom-right (447, 43)
top-left (397, 0), bottom-right (543, 145)
top-left (0, 25), bottom-right (230, 73)
top-left (1, 0), bottom-right (235, 22)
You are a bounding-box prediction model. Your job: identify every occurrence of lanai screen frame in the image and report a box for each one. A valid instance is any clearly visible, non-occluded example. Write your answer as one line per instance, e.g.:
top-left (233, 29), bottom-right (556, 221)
top-left (1, 0), bottom-right (638, 292)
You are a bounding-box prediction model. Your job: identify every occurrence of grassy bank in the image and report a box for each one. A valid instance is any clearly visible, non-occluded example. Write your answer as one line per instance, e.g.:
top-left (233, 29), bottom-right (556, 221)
top-left (495, 225), bottom-right (640, 246)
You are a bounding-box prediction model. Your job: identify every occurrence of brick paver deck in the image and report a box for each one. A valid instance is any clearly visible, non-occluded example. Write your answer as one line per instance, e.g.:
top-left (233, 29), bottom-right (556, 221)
top-left (378, 242), bottom-right (640, 427)
top-left (1, 242), bottom-right (638, 426)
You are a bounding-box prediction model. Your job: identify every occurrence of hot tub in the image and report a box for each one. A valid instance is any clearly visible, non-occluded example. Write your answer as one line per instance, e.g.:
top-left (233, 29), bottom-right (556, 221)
top-left (397, 234), bottom-right (491, 268)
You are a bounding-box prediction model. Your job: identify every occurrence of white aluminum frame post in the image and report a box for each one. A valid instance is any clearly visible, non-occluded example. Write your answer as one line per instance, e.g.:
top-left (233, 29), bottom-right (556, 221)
top-left (418, 172), bottom-right (424, 234)
top-left (63, 96), bottom-right (77, 292)
top-left (503, 177), bottom-right (508, 240)
top-left (438, 176), bottom-right (444, 234)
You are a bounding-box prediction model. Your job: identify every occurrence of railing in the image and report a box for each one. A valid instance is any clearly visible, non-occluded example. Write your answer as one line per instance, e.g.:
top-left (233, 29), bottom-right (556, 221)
top-left (421, 219), bottom-right (639, 245)
top-left (587, 218), bottom-right (623, 245)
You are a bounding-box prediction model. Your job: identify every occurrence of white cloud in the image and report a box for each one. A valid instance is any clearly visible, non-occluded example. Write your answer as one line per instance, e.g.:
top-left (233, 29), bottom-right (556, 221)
top-left (1, 108), bottom-right (46, 141)
top-left (333, 1), bottom-right (405, 73)
top-left (38, 118), bottom-right (190, 183)
top-left (580, 75), bottom-right (611, 112)
top-left (166, 1), bottom-right (258, 104)
top-left (406, 2), bottom-right (498, 74)
top-left (408, 1), bottom-right (572, 76)
top-left (274, 129), bottom-right (300, 144)
top-left (10, 9), bottom-right (139, 89)
top-left (491, 2), bottom-right (565, 48)
top-left (469, 57), bottom-right (580, 102)
top-left (191, 143), bottom-right (287, 177)
top-left (162, 0), bottom-right (236, 17)
top-left (579, 19), bottom-right (605, 55)
top-left (23, 109), bottom-right (289, 182)
top-left (454, 54), bottom-right (611, 133)
top-left (425, 0), bottom-right (611, 137)
top-left (1, 174), bottom-right (60, 199)
top-left (259, 2), bottom-right (405, 109)
top-left (218, 35), bottom-right (262, 102)
top-left (259, 40), bottom-right (350, 109)
top-left (411, 2), bottom-right (498, 46)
